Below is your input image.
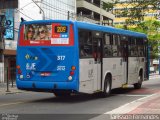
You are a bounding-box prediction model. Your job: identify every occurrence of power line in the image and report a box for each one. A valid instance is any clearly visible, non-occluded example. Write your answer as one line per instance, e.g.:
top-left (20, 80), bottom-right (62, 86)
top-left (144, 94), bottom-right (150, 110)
top-left (56, 0), bottom-right (75, 8)
top-left (41, 2), bottom-right (76, 16)
top-left (19, 2), bottom-right (33, 10)
top-left (40, 2), bottom-right (76, 19)
top-left (15, 9), bottom-right (35, 20)
top-left (16, 0), bottom-right (76, 20)
top-left (43, 6), bottom-right (76, 20)
top-left (42, 3), bottom-right (68, 15)
top-left (32, 0), bottom-right (45, 20)
top-left (42, 6), bottom-right (68, 17)
top-left (43, 1), bottom-right (75, 14)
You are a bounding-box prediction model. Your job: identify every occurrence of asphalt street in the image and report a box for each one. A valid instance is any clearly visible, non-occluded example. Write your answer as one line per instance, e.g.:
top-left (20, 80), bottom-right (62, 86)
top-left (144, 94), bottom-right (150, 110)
top-left (0, 75), bottom-right (159, 120)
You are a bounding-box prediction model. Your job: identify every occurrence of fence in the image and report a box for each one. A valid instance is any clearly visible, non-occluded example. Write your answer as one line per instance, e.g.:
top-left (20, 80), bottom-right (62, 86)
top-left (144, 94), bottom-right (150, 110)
top-left (0, 67), bottom-right (16, 85)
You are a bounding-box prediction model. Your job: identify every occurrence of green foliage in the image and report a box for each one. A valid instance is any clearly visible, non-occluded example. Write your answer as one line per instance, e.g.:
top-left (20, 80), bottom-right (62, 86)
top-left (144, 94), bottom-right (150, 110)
top-left (103, 2), bottom-right (114, 11)
top-left (115, 20), bottom-right (160, 59)
top-left (103, 0), bottom-right (119, 12)
top-left (115, 0), bottom-right (160, 25)
top-left (114, 0), bottom-right (160, 59)
top-left (129, 20), bottom-right (160, 59)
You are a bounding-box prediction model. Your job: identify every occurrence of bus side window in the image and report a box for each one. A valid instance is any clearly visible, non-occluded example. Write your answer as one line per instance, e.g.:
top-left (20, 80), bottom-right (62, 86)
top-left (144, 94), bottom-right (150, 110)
top-left (113, 34), bottom-right (121, 57)
top-left (79, 30), bottom-right (92, 58)
top-left (120, 36), bottom-right (128, 58)
top-left (103, 33), bottom-right (113, 57)
top-left (137, 38), bottom-right (144, 57)
top-left (129, 37), bottom-right (138, 57)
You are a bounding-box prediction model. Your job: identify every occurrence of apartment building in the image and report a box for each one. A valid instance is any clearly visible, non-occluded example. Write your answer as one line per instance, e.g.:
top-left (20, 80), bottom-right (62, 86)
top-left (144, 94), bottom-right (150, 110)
top-left (76, 0), bottom-right (115, 26)
top-left (113, 0), bottom-right (159, 26)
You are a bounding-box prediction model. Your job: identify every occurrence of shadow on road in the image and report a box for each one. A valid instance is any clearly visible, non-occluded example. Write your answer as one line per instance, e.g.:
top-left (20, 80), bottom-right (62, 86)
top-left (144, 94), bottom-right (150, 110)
top-left (29, 87), bottom-right (139, 103)
top-left (27, 85), bottom-right (159, 104)
top-left (112, 86), bottom-right (159, 95)
top-left (30, 93), bottom-right (107, 103)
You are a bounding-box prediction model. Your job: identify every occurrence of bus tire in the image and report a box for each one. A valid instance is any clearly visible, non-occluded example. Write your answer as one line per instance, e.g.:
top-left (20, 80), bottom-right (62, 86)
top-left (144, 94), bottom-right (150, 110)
top-left (54, 91), bottom-right (71, 97)
top-left (101, 75), bottom-right (111, 97)
top-left (134, 72), bottom-right (143, 89)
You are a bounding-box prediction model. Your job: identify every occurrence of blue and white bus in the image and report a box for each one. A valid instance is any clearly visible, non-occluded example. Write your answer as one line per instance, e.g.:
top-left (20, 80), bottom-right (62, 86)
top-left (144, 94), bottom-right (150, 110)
top-left (16, 20), bottom-right (149, 97)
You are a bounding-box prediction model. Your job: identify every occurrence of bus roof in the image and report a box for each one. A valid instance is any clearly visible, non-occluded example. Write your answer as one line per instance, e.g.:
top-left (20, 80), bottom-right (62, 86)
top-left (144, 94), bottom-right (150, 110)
top-left (21, 20), bottom-right (147, 38)
top-left (75, 21), bottom-right (147, 38)
top-left (21, 19), bottom-right (73, 25)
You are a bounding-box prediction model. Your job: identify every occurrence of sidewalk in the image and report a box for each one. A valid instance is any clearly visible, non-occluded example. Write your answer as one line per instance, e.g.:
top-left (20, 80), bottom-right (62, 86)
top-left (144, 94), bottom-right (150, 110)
top-left (128, 74), bottom-right (160, 115)
top-left (91, 94), bottom-right (160, 120)
top-left (149, 71), bottom-right (160, 80)
top-left (129, 92), bottom-right (160, 114)
top-left (90, 74), bottom-right (160, 120)
top-left (149, 71), bottom-right (160, 76)
top-left (0, 83), bottom-right (24, 95)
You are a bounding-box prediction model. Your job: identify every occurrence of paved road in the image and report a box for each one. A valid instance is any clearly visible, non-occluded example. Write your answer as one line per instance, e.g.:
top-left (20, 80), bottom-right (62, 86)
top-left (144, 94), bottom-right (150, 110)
top-left (0, 76), bottom-right (159, 120)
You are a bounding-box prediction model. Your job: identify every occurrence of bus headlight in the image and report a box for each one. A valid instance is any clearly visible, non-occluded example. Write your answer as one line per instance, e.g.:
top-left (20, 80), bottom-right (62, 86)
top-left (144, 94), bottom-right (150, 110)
top-left (68, 76), bottom-right (72, 81)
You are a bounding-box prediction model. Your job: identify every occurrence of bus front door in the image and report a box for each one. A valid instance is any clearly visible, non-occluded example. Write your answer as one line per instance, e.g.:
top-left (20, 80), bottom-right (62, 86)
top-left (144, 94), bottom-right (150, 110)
top-left (93, 38), bottom-right (102, 91)
top-left (121, 40), bottom-right (128, 84)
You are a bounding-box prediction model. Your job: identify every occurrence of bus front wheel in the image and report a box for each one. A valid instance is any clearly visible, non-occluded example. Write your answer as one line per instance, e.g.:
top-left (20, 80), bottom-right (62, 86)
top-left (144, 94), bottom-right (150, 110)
top-left (101, 75), bottom-right (111, 97)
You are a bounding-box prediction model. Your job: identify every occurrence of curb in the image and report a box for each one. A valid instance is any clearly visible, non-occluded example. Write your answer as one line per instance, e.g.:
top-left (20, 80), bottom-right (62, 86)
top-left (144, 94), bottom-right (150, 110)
top-left (89, 92), bottom-right (160, 120)
top-left (105, 91), bottom-right (160, 115)
top-left (4, 91), bottom-right (24, 95)
top-left (0, 88), bottom-right (25, 95)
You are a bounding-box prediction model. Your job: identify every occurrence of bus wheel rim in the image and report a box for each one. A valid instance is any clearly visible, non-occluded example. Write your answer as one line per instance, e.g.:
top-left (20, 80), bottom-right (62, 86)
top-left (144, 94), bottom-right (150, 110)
top-left (106, 81), bottom-right (110, 93)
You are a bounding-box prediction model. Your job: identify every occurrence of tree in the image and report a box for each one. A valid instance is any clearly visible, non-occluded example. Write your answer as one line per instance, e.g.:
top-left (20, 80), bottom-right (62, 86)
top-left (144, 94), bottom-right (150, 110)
top-left (103, 0), bottom-right (119, 12)
top-left (114, 0), bottom-right (160, 26)
top-left (114, 1), bottom-right (160, 60)
top-left (125, 20), bottom-right (160, 59)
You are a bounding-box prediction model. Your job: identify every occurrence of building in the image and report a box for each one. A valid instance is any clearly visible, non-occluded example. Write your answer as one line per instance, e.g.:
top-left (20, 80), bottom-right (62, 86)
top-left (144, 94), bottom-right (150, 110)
top-left (76, 0), bottom-right (115, 26)
top-left (113, 0), bottom-right (159, 26)
top-left (18, 0), bottom-right (76, 21)
top-left (41, 0), bottom-right (76, 20)
top-left (0, 1), bottom-right (18, 83)
top-left (0, 0), bottom-right (76, 83)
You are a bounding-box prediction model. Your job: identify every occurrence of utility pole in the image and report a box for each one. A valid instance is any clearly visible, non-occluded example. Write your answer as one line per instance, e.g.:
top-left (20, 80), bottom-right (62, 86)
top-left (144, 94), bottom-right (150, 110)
top-left (158, 46), bottom-right (160, 75)
top-left (100, 0), bottom-right (103, 25)
top-left (67, 11), bottom-right (70, 20)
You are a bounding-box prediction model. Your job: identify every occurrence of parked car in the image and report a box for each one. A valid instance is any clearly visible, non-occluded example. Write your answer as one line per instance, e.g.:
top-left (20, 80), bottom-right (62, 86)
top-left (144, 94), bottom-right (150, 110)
top-left (150, 66), bottom-right (156, 73)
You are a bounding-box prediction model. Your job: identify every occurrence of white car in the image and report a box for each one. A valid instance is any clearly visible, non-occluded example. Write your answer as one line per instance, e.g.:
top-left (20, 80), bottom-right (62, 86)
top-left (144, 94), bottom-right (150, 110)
top-left (150, 67), bottom-right (156, 73)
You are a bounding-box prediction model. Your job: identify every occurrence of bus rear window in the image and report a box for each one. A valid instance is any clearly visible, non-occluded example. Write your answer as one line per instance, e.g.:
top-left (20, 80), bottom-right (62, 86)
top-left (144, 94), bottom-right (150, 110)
top-left (24, 24), bottom-right (52, 41)
top-left (19, 23), bottom-right (74, 46)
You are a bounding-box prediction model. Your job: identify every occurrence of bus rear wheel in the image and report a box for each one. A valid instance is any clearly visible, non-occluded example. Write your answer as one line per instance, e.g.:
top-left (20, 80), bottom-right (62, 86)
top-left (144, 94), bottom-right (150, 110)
top-left (134, 73), bottom-right (143, 89)
top-left (101, 76), bottom-right (111, 97)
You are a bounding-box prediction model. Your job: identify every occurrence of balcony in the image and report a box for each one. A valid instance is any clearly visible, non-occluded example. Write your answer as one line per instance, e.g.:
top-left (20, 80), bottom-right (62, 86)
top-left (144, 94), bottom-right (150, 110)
top-left (77, 0), bottom-right (115, 20)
